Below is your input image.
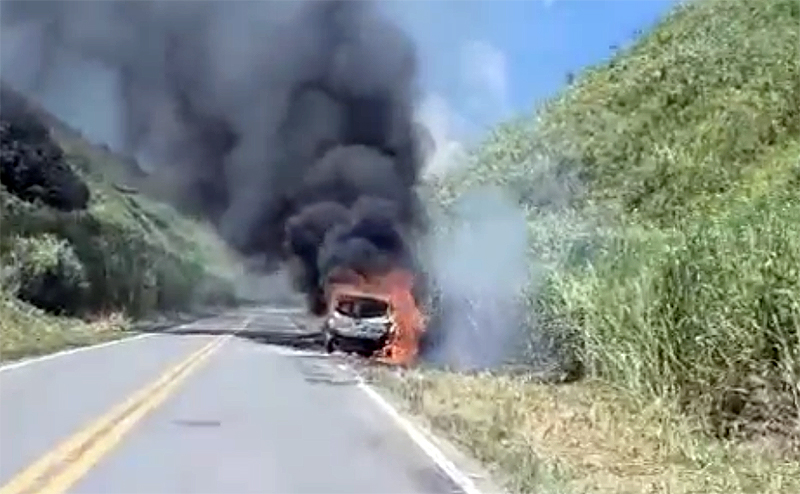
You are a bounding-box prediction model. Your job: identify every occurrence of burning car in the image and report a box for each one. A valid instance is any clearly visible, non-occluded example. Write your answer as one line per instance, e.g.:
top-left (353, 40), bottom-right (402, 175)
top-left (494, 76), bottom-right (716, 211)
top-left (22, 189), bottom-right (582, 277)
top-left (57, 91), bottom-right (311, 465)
top-left (321, 269), bottom-right (425, 366)
top-left (322, 287), bottom-right (393, 357)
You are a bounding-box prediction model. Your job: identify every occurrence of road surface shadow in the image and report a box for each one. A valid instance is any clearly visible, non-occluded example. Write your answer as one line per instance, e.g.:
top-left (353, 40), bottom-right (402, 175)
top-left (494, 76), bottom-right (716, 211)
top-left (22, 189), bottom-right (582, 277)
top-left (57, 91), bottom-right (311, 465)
top-left (128, 307), bottom-right (234, 333)
top-left (136, 325), bottom-right (328, 351)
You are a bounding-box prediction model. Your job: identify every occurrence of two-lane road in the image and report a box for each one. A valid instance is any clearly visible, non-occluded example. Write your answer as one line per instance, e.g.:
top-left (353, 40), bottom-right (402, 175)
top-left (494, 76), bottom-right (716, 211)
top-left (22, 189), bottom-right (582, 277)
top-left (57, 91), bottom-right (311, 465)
top-left (0, 308), bottom-right (482, 494)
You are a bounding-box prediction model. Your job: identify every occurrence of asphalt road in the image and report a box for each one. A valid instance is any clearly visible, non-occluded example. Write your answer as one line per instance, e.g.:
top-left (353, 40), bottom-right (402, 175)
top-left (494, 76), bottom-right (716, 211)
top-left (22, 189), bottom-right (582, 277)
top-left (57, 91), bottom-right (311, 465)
top-left (0, 307), bottom-right (475, 494)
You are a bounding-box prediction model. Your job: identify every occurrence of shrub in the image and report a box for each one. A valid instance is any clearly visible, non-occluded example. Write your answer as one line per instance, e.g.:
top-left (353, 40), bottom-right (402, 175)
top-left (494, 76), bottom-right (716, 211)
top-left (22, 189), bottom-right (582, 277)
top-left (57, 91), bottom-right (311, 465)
top-left (1, 234), bottom-right (89, 316)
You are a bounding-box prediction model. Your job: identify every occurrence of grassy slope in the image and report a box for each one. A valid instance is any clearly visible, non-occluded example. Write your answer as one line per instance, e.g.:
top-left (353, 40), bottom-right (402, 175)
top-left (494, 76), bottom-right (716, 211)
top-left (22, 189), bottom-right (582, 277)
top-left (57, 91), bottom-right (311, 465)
top-left (385, 0), bottom-right (800, 492)
top-left (0, 96), bottom-right (240, 361)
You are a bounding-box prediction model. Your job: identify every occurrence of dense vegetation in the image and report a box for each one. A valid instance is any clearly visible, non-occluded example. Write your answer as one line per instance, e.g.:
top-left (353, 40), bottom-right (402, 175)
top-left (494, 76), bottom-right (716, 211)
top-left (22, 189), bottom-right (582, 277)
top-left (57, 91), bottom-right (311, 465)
top-left (433, 0), bottom-right (799, 444)
top-left (0, 85), bottom-right (239, 359)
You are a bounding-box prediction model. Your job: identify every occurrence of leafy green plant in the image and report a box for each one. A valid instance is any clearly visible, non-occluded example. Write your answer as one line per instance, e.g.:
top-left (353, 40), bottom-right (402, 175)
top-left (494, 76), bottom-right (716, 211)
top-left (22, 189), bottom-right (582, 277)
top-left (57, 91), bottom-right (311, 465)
top-left (2, 234), bottom-right (88, 316)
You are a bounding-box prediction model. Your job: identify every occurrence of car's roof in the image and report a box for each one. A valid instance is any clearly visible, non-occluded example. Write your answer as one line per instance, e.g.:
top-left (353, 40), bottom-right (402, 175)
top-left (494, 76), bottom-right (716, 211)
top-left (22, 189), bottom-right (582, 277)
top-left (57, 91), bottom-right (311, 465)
top-left (330, 286), bottom-right (391, 303)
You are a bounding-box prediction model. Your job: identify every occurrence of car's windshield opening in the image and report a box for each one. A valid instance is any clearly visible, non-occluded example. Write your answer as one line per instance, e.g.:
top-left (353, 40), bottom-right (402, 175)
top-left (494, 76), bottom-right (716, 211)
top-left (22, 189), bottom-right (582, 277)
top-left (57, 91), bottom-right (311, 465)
top-left (335, 295), bottom-right (389, 319)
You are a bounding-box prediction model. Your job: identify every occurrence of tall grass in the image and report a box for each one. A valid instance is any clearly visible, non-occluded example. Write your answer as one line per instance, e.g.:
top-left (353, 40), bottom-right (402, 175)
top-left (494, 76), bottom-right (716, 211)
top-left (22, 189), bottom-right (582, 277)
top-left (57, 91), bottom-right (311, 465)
top-left (432, 0), bottom-right (800, 440)
top-left (545, 192), bottom-right (800, 433)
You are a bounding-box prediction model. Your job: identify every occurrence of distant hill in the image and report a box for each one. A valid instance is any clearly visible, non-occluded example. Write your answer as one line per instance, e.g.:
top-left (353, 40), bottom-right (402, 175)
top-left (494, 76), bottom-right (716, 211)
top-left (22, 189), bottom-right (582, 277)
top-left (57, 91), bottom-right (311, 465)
top-left (0, 83), bottom-right (240, 359)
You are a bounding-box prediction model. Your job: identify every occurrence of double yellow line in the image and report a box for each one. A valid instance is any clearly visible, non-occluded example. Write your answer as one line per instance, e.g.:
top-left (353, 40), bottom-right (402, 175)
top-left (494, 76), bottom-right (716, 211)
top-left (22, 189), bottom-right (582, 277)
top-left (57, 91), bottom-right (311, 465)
top-left (1, 335), bottom-right (229, 494)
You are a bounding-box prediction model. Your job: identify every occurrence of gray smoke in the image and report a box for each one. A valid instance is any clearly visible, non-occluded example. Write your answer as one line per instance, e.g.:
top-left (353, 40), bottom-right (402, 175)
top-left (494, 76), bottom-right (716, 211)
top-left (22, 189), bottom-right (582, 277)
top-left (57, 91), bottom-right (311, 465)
top-left (423, 187), bottom-right (530, 370)
top-left (1, 0), bottom-right (433, 309)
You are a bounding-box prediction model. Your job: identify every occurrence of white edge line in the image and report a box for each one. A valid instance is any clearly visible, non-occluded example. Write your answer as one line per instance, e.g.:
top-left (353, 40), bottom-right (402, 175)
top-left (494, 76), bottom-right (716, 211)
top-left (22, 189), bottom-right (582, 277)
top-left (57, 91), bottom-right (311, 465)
top-left (0, 313), bottom-right (258, 372)
top-left (356, 380), bottom-right (486, 494)
top-left (0, 333), bottom-right (154, 373)
top-left (0, 312), bottom-right (256, 373)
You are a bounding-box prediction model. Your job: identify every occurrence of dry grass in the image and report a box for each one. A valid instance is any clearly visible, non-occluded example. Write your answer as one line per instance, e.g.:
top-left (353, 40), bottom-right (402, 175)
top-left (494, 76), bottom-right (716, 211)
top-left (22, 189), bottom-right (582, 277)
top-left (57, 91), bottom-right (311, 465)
top-left (0, 293), bottom-right (132, 362)
top-left (373, 368), bottom-right (800, 494)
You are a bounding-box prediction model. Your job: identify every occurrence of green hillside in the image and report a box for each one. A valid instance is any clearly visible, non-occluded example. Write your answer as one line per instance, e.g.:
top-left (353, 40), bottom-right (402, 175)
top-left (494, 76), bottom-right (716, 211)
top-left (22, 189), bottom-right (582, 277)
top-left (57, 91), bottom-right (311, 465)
top-left (0, 85), bottom-right (239, 360)
top-left (434, 0), bottom-right (799, 450)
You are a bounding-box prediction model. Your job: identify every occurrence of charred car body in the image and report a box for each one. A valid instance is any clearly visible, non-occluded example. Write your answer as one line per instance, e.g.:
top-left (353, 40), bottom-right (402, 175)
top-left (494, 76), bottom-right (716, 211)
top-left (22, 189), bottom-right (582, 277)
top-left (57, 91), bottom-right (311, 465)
top-left (320, 269), bottom-right (425, 365)
top-left (322, 286), bottom-right (394, 357)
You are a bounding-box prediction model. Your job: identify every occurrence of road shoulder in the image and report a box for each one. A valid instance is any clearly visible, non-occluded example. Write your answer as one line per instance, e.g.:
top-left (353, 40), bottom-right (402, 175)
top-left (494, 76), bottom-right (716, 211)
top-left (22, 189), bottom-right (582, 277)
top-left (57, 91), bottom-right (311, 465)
top-left (360, 368), bottom-right (507, 494)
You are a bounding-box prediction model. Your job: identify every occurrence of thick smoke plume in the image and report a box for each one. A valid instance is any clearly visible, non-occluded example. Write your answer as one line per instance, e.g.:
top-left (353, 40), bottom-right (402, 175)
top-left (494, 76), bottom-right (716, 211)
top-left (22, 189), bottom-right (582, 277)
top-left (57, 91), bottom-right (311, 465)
top-left (1, 0), bottom-right (431, 310)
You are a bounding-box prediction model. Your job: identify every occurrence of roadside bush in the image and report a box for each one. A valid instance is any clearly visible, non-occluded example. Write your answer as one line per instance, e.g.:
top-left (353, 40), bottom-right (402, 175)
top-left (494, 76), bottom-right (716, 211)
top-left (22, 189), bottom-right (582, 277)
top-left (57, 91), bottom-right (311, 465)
top-left (1, 234), bottom-right (89, 316)
top-left (0, 84), bottom-right (90, 211)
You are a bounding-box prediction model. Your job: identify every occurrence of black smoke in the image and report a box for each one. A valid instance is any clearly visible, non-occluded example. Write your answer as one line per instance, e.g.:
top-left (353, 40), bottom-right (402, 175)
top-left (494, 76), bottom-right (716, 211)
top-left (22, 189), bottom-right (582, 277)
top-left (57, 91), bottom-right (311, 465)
top-left (1, 0), bottom-right (432, 311)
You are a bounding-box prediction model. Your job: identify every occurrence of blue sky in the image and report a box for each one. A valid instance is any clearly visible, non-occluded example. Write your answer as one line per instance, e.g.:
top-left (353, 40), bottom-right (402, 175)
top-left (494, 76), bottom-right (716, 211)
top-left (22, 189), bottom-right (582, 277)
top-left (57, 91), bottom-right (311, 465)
top-left (387, 0), bottom-right (677, 140)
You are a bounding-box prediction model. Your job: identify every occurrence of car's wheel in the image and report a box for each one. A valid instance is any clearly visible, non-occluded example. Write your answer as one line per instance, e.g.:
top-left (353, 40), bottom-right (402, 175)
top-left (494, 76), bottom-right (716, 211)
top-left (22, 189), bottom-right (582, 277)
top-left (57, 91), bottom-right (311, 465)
top-left (324, 333), bottom-right (337, 354)
top-left (356, 347), bottom-right (375, 358)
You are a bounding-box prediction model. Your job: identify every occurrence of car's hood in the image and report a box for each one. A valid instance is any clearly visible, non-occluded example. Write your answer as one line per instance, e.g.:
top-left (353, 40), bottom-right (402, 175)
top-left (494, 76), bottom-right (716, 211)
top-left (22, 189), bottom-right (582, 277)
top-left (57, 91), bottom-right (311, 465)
top-left (328, 312), bottom-right (393, 339)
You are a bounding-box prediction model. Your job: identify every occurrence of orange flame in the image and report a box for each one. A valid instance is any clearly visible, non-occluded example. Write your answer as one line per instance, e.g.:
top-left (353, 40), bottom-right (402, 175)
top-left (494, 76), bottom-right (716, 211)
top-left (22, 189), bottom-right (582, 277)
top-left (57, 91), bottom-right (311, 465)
top-left (373, 270), bottom-right (425, 366)
top-left (326, 268), bottom-right (424, 366)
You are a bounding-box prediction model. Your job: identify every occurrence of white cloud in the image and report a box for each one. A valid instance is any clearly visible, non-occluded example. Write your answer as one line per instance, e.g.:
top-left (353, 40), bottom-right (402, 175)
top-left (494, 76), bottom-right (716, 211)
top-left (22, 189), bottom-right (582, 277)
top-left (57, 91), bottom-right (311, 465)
top-left (414, 40), bottom-right (512, 178)
top-left (460, 39), bottom-right (510, 120)
top-left (415, 93), bottom-right (469, 178)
